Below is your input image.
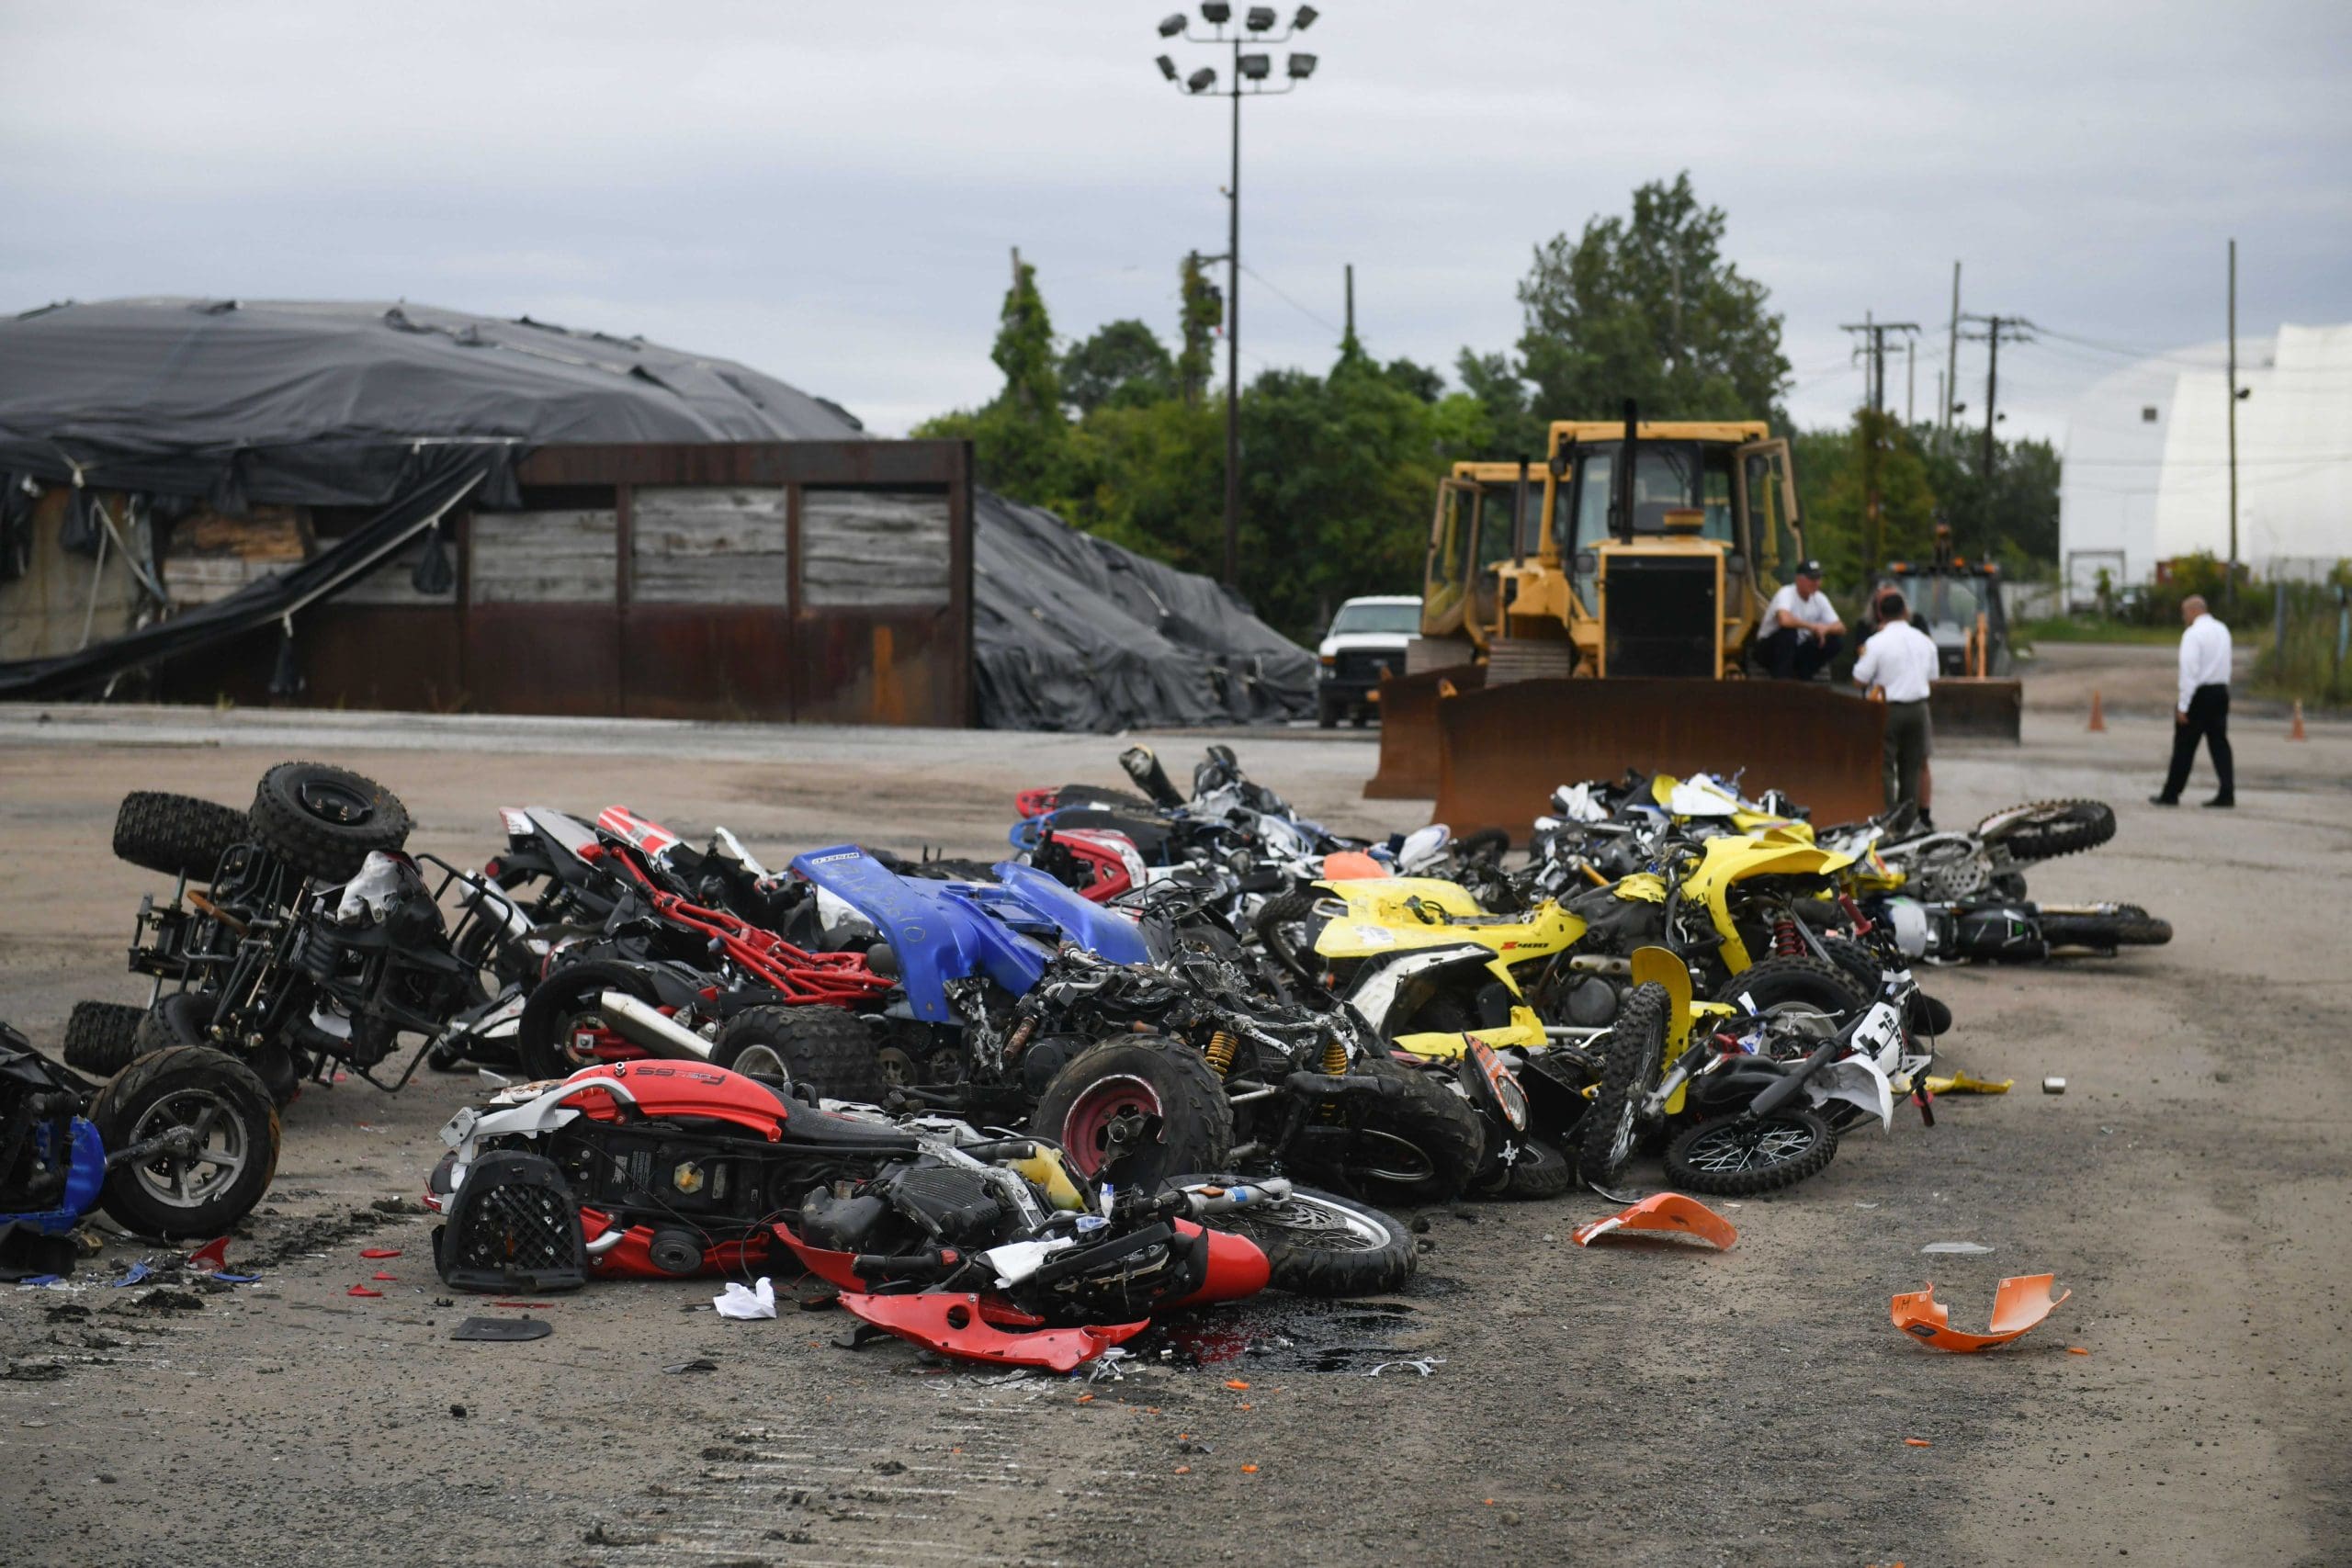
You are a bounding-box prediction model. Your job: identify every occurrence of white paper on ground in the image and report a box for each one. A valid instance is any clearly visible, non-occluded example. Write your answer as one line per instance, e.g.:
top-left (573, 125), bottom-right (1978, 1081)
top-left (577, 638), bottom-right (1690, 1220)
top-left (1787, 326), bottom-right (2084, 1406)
top-left (714, 1277), bottom-right (777, 1319)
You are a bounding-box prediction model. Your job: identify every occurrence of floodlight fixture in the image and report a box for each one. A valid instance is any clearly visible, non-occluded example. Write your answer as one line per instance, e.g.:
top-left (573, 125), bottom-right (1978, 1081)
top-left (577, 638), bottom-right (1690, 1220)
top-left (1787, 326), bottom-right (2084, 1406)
top-left (1187, 66), bottom-right (1218, 93)
top-left (1293, 5), bottom-right (1318, 28)
top-left (1286, 51), bottom-right (1317, 79)
top-left (1159, 13), bottom-right (1187, 37)
top-left (1157, 53), bottom-right (1179, 80)
top-left (1201, 2), bottom-right (1232, 23)
top-left (1238, 52), bottom-right (1272, 80)
top-left (1246, 6), bottom-right (1277, 28)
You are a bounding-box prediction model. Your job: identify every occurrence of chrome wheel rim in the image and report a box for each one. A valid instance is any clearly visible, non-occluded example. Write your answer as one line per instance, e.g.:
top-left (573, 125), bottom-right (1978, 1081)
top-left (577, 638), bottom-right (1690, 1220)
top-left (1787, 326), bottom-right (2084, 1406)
top-left (128, 1087), bottom-right (249, 1210)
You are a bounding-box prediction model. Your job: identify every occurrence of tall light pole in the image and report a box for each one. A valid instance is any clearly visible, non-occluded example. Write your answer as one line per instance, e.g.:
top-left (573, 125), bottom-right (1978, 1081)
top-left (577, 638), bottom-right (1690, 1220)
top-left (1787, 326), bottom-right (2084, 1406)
top-left (1155, 5), bottom-right (1321, 590)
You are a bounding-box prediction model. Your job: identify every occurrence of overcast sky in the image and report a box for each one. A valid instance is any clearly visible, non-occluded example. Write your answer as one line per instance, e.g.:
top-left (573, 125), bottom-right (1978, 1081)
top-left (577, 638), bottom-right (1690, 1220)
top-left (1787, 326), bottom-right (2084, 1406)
top-left (5, 1), bottom-right (2348, 443)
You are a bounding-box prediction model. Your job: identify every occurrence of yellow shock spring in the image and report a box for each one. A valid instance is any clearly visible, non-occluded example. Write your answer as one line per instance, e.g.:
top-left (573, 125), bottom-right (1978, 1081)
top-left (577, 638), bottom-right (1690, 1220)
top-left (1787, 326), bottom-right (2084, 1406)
top-left (1323, 1036), bottom-right (1349, 1076)
top-left (1204, 1030), bottom-right (1237, 1077)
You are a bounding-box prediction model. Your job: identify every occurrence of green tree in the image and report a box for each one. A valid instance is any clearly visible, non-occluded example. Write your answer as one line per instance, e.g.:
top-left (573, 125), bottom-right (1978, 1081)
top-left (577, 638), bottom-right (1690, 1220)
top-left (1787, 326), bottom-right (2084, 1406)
top-left (1176, 253), bottom-right (1223, 408)
top-left (1060, 319), bottom-right (1174, 416)
top-left (1452, 348), bottom-right (1545, 459)
top-left (914, 257), bottom-right (1072, 502)
top-left (1794, 411), bottom-right (1938, 593)
top-left (1918, 430), bottom-right (2061, 571)
top-left (1511, 173), bottom-right (1790, 423)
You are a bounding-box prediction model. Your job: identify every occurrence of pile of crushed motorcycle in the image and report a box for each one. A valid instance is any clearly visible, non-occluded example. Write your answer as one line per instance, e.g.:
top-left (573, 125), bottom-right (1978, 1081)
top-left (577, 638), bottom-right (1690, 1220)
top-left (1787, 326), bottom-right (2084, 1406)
top-left (2, 747), bottom-right (2164, 1368)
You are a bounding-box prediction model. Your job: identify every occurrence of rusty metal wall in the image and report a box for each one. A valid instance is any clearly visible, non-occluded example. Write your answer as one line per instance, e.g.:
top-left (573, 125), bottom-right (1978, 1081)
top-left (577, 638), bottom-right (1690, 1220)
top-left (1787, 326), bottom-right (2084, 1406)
top-left (154, 440), bottom-right (973, 726)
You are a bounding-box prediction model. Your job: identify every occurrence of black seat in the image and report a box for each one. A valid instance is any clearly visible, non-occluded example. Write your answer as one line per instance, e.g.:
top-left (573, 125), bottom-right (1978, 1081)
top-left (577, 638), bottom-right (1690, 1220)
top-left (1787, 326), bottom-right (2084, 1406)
top-left (776, 1104), bottom-right (922, 1151)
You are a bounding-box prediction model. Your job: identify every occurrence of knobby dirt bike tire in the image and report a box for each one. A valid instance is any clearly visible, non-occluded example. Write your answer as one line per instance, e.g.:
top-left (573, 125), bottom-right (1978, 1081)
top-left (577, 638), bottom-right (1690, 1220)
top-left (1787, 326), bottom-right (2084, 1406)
top-left (248, 761), bottom-right (413, 883)
top-left (1713, 955), bottom-right (1869, 1022)
top-left (1815, 936), bottom-right (1950, 1037)
top-left (1663, 1108), bottom-right (1839, 1197)
top-left (1577, 982), bottom-right (1668, 1188)
top-left (1331, 1055), bottom-right (1486, 1205)
top-left (2040, 907), bottom-right (2173, 952)
top-left (711, 1004), bottom-right (888, 1102)
top-left (1975, 800), bottom-right (2116, 864)
top-left (1483, 1136), bottom-right (1577, 1200)
top-left (112, 791), bottom-right (250, 883)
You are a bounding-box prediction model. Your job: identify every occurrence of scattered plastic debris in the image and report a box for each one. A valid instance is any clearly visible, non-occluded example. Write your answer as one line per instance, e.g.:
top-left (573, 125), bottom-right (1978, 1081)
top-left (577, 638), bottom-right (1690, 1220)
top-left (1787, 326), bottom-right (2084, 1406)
top-left (1904, 1438), bottom-right (1932, 1448)
top-left (1924, 1071), bottom-right (2012, 1094)
top-left (186, 1236), bottom-right (231, 1273)
top-left (1572, 1192), bottom-right (1737, 1251)
top-left (347, 1285), bottom-right (382, 1298)
top-left (663, 1359), bottom-right (719, 1373)
top-left (358, 1248), bottom-right (401, 1259)
top-left (1891, 1274), bottom-right (2070, 1352)
top-left (1367, 1357), bottom-right (1445, 1378)
top-left (450, 1316), bottom-right (551, 1342)
top-left (1920, 1242), bottom-right (1994, 1256)
top-left (2042, 1077), bottom-right (2067, 1094)
top-left (110, 1262), bottom-right (152, 1288)
top-left (714, 1278), bottom-right (777, 1321)
top-left (371, 1270), bottom-right (397, 1281)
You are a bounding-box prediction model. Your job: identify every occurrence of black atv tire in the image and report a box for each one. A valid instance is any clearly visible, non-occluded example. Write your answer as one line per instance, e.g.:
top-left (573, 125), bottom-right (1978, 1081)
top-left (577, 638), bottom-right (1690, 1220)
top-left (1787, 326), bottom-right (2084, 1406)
top-left (137, 991), bottom-right (300, 1106)
top-left (62, 1000), bottom-right (147, 1077)
top-left (1316, 690), bottom-right (1340, 729)
top-left (711, 1005), bottom-right (885, 1102)
top-left (1577, 981), bottom-right (1668, 1188)
top-left (1251, 889), bottom-right (1326, 985)
top-left (1713, 955), bottom-right (1868, 1023)
top-left (1327, 1055), bottom-right (1486, 1205)
top-left (112, 791), bottom-right (250, 883)
top-left (89, 1044), bottom-right (281, 1239)
top-left (248, 761), bottom-right (413, 883)
top-left (1169, 1173), bottom-right (1416, 1295)
top-left (516, 959), bottom-right (661, 1082)
top-left (1034, 1032), bottom-right (1234, 1188)
top-left (1816, 935), bottom-right (1948, 1037)
top-left (1975, 800), bottom-right (2116, 864)
top-left (1663, 1108), bottom-right (1838, 1197)
top-left (2041, 907), bottom-right (2173, 952)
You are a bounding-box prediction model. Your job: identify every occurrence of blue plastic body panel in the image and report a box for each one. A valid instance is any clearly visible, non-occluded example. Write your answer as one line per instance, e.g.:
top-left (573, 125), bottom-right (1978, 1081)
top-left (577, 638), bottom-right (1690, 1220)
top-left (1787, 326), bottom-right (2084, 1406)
top-left (790, 847), bottom-right (1049, 1023)
top-left (0, 1117), bottom-right (107, 1235)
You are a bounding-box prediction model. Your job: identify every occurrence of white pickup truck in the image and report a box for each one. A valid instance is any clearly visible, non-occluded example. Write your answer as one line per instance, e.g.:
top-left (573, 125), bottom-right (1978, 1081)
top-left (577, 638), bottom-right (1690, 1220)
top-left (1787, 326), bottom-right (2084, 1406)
top-left (1315, 594), bottom-right (1421, 728)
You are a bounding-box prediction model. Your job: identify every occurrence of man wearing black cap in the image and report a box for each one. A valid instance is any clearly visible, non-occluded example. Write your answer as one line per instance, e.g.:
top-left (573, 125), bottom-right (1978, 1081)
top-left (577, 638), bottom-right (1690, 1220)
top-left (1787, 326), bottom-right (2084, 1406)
top-left (1758, 560), bottom-right (1846, 680)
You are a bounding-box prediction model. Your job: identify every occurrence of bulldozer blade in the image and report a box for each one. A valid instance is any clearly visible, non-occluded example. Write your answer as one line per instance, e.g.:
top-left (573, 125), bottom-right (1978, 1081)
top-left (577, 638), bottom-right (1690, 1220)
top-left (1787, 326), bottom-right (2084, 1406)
top-left (1430, 677), bottom-right (1889, 841)
top-left (1364, 663), bottom-right (1485, 798)
top-left (1928, 678), bottom-right (2023, 740)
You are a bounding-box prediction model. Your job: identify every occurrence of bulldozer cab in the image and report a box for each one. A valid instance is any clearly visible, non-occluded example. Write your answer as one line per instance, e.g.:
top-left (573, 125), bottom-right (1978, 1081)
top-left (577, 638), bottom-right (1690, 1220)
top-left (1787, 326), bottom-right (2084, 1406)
top-left (1540, 422), bottom-right (1797, 677)
top-left (1423, 461), bottom-right (1538, 645)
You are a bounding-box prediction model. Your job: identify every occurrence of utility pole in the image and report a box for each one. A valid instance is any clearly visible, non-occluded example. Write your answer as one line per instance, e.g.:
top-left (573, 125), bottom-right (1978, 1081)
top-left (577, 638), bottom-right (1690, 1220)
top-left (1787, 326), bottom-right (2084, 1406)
top-left (1943, 261), bottom-right (1962, 434)
top-left (1959, 313), bottom-right (2036, 559)
top-left (1152, 6), bottom-right (1321, 592)
top-left (2226, 237), bottom-right (2239, 611)
top-left (1905, 337), bottom-right (1916, 426)
top-left (1344, 263), bottom-right (1354, 341)
top-left (1840, 315), bottom-right (1921, 579)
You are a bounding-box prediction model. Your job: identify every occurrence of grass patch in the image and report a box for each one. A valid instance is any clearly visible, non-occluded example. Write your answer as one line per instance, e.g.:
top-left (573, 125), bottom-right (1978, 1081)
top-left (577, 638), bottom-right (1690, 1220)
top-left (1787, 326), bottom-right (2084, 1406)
top-left (2013, 616), bottom-right (2184, 647)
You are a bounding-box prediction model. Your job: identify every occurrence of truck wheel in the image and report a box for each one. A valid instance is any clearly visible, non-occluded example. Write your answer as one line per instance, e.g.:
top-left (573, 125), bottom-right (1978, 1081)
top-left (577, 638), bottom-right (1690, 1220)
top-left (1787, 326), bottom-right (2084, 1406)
top-left (90, 1045), bottom-right (281, 1239)
top-left (112, 791), bottom-right (250, 882)
top-left (248, 761), bottom-right (412, 882)
top-left (1316, 691), bottom-right (1340, 729)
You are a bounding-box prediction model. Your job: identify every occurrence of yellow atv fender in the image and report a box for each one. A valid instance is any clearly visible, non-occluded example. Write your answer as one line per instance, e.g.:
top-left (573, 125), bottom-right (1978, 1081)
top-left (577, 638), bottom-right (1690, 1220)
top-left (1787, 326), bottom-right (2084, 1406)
top-left (1675, 835), bottom-right (1857, 972)
top-left (1310, 877), bottom-right (1569, 1058)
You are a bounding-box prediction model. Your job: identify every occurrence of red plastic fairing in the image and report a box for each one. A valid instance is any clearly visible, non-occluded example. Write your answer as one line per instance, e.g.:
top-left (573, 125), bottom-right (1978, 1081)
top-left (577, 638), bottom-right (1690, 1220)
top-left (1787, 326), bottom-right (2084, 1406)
top-left (1164, 1219), bottom-right (1271, 1307)
top-left (767, 1229), bottom-right (1051, 1325)
top-left (595, 806), bottom-right (681, 857)
top-left (1014, 787), bottom-right (1060, 819)
top-left (1052, 829), bottom-right (1144, 904)
top-left (580, 1212), bottom-right (772, 1280)
top-left (561, 1061), bottom-right (786, 1140)
top-left (835, 1291), bottom-right (1148, 1371)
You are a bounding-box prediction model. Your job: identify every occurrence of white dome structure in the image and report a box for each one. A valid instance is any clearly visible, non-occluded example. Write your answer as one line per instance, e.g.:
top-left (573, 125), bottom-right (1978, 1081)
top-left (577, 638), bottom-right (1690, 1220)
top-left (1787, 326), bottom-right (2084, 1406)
top-left (2058, 323), bottom-right (2352, 604)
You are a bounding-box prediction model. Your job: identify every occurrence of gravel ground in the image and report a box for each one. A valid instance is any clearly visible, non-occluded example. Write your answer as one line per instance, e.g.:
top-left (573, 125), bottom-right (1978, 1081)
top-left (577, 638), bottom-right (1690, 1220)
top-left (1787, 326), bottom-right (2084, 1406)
top-left (1, 695), bottom-right (2346, 1568)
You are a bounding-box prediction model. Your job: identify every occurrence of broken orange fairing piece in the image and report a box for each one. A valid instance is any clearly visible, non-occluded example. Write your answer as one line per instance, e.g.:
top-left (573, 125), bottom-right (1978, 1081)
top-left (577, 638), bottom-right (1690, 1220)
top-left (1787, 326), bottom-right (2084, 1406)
top-left (1571, 1192), bottom-right (1737, 1251)
top-left (1890, 1274), bottom-right (2070, 1352)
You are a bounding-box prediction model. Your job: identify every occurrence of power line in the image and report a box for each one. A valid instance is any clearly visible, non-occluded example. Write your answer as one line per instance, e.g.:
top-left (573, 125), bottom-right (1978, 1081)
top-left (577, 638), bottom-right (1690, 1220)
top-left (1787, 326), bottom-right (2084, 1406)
top-left (1237, 262), bottom-right (1344, 340)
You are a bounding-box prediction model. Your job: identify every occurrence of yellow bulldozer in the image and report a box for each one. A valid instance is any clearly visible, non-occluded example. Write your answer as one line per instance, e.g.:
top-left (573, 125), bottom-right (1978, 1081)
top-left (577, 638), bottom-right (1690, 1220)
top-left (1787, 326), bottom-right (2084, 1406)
top-left (1370, 411), bottom-right (1939, 836)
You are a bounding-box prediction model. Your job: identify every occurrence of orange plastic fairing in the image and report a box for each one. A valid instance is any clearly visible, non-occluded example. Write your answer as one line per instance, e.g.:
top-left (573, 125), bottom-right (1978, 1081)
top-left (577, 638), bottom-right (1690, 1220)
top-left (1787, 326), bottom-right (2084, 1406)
top-left (1571, 1192), bottom-right (1737, 1252)
top-left (1891, 1274), bottom-right (2069, 1352)
top-left (1320, 851), bottom-right (1387, 880)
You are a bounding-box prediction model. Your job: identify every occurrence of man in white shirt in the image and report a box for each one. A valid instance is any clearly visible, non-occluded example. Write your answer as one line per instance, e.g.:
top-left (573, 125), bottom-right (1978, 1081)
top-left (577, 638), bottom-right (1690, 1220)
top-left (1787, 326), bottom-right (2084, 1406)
top-left (1852, 590), bottom-right (1939, 813)
top-left (1758, 559), bottom-right (1847, 680)
top-left (2152, 594), bottom-right (2234, 808)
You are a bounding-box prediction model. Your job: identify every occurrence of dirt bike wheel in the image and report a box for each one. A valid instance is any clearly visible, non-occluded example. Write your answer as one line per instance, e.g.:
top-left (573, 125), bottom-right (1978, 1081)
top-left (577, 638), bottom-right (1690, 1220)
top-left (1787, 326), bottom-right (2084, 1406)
top-left (2040, 908), bottom-right (2172, 952)
top-left (136, 991), bottom-right (299, 1106)
top-left (248, 761), bottom-right (412, 882)
top-left (1663, 1109), bottom-right (1838, 1197)
top-left (1168, 1173), bottom-right (1416, 1295)
top-left (1033, 1033), bottom-right (1234, 1188)
top-left (111, 791), bottom-right (250, 883)
top-left (1815, 936), bottom-right (1947, 1037)
top-left (62, 1000), bottom-right (147, 1077)
top-left (711, 1005), bottom-right (885, 1102)
top-left (2109, 905), bottom-right (2172, 945)
top-left (516, 960), bottom-right (658, 1081)
top-left (1974, 799), bottom-right (2116, 864)
top-left (90, 1044), bottom-right (281, 1239)
top-left (1713, 956), bottom-right (1868, 1025)
top-left (1326, 1055), bottom-right (1486, 1205)
top-left (1577, 981), bottom-right (1668, 1188)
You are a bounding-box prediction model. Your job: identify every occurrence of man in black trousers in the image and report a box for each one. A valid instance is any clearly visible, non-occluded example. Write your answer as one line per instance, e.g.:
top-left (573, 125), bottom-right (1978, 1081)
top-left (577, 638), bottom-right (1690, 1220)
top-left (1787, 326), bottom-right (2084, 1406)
top-left (2152, 593), bottom-right (2234, 808)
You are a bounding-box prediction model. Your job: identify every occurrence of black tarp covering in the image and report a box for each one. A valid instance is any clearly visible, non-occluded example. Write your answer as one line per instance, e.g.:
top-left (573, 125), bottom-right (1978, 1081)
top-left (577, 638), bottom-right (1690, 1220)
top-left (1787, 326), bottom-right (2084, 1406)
top-left (974, 491), bottom-right (1312, 729)
top-left (0, 298), bottom-right (1312, 727)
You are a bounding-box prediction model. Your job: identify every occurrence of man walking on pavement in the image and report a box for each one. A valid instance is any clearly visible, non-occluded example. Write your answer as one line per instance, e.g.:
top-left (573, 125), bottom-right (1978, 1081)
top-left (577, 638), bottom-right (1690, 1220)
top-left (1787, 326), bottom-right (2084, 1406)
top-left (2152, 594), bottom-right (2234, 808)
top-left (1853, 590), bottom-right (1939, 814)
top-left (1758, 559), bottom-right (1846, 680)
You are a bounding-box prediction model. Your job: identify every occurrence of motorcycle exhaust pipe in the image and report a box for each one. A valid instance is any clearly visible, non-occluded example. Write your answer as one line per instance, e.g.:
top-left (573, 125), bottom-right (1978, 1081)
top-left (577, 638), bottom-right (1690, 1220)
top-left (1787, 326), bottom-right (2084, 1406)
top-left (597, 991), bottom-right (714, 1061)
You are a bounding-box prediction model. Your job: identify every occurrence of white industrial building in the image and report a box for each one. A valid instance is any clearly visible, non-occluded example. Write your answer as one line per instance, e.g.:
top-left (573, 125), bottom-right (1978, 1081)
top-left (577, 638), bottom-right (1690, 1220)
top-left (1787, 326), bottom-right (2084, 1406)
top-left (2057, 322), bottom-right (2352, 605)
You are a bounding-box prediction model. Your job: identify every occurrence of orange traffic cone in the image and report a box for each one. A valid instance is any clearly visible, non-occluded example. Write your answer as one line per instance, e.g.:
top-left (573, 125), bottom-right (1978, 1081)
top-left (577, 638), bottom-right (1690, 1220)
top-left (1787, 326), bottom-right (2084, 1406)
top-left (2087, 690), bottom-right (2107, 732)
top-left (2290, 700), bottom-right (2307, 741)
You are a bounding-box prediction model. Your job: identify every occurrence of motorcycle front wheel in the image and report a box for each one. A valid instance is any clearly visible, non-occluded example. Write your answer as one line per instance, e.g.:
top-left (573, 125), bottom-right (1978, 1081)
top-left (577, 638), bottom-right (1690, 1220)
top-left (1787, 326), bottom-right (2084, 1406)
top-left (1663, 1109), bottom-right (1838, 1197)
top-left (1168, 1174), bottom-right (1415, 1296)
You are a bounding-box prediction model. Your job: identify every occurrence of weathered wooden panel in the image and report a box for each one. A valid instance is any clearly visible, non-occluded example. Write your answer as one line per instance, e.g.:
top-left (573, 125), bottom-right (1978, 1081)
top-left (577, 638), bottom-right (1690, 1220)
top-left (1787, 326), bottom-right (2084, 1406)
top-left (629, 486), bottom-right (788, 604)
top-left (801, 488), bottom-right (951, 607)
top-left (159, 506), bottom-right (309, 607)
top-left (471, 509), bottom-right (616, 604)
